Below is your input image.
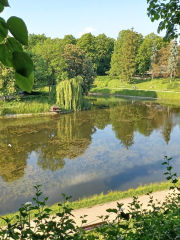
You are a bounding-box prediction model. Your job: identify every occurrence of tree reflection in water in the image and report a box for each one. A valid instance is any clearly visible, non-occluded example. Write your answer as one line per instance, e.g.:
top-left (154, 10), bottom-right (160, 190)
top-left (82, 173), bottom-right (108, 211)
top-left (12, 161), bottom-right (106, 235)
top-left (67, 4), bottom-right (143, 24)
top-left (0, 99), bottom-right (178, 183)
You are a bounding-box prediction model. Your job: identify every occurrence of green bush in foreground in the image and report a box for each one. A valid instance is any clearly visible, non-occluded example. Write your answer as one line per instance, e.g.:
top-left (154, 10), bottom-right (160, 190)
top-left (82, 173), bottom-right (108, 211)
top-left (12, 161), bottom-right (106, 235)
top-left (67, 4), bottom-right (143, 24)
top-left (1, 157), bottom-right (180, 239)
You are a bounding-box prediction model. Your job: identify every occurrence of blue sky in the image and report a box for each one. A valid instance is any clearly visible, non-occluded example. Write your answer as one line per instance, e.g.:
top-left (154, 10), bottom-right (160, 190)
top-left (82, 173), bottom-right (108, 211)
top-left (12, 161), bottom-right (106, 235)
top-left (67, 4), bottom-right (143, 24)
top-left (1, 0), bottom-right (166, 40)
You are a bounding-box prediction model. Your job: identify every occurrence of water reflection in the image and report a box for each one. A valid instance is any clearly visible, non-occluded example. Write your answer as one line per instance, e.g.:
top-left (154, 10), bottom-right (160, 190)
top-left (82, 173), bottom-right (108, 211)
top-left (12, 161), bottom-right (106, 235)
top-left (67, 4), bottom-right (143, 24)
top-left (0, 97), bottom-right (180, 214)
top-left (0, 113), bottom-right (96, 181)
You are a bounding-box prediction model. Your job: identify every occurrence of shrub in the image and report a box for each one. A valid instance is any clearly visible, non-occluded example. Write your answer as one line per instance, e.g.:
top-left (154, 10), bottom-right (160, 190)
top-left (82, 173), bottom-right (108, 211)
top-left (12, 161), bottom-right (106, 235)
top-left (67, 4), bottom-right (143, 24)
top-left (0, 108), bottom-right (8, 116)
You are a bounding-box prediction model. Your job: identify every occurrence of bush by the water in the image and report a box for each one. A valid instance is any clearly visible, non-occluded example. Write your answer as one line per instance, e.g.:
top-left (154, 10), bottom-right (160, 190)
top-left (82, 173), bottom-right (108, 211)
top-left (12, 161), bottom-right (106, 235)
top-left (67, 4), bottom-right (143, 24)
top-left (1, 157), bottom-right (180, 239)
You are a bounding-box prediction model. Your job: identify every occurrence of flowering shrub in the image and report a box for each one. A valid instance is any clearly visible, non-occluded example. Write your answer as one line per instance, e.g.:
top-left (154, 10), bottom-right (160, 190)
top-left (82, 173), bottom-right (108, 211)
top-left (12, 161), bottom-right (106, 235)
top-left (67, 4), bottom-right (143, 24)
top-left (0, 156), bottom-right (180, 239)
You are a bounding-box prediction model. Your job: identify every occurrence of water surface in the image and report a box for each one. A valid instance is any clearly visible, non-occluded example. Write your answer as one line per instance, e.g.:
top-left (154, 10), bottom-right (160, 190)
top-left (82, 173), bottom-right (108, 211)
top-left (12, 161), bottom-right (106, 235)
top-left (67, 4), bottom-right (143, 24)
top-left (0, 96), bottom-right (180, 214)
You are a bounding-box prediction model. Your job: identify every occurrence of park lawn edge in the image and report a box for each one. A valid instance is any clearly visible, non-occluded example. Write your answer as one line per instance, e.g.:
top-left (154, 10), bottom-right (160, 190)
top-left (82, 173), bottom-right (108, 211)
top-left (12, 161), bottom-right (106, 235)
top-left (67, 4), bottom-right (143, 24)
top-left (90, 87), bottom-right (180, 100)
top-left (0, 179), bottom-right (179, 227)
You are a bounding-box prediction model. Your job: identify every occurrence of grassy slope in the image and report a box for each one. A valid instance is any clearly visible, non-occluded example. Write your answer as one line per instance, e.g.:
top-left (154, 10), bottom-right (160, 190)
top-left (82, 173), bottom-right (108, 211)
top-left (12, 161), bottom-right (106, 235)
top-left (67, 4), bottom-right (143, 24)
top-left (94, 76), bottom-right (180, 91)
top-left (0, 179), bottom-right (179, 226)
top-left (90, 87), bottom-right (180, 100)
top-left (90, 76), bottom-right (180, 100)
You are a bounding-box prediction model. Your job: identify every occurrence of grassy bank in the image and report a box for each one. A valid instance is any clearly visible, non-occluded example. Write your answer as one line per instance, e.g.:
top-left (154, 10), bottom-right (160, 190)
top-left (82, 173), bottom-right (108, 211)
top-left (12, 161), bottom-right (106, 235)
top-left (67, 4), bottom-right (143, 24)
top-left (94, 76), bottom-right (180, 92)
top-left (0, 179), bottom-right (179, 226)
top-left (90, 87), bottom-right (180, 100)
top-left (0, 95), bottom-right (53, 116)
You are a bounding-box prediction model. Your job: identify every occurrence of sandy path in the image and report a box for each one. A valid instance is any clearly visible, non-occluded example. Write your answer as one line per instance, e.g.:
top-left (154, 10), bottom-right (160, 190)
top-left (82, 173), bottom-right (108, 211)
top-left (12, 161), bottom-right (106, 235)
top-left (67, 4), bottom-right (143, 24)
top-left (44, 189), bottom-right (172, 227)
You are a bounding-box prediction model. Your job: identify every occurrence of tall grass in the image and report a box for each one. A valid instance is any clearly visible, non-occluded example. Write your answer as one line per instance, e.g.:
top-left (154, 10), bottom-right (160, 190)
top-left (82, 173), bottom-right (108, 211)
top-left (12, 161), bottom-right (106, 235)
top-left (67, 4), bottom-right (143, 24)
top-left (0, 96), bottom-right (53, 116)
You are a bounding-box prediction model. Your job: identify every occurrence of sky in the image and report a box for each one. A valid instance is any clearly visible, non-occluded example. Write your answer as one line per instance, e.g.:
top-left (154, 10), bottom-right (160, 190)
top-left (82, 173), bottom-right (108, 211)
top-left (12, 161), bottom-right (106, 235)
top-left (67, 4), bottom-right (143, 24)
top-left (1, 0), bottom-right (166, 40)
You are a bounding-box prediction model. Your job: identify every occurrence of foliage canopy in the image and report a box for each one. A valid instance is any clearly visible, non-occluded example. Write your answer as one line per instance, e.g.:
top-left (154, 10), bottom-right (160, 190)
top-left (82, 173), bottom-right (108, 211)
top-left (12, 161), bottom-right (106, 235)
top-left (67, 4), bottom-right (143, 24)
top-left (147, 0), bottom-right (180, 40)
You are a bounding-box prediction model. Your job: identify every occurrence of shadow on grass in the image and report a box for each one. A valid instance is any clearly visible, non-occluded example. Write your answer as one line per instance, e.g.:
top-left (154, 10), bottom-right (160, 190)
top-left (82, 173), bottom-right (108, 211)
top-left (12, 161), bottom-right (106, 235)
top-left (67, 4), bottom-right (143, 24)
top-left (91, 88), bottom-right (158, 98)
top-left (131, 78), bottom-right (152, 84)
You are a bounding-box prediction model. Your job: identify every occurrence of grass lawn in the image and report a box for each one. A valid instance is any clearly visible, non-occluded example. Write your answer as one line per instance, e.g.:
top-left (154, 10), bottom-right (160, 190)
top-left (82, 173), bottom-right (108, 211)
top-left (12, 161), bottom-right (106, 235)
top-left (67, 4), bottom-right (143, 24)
top-left (93, 76), bottom-right (180, 92)
top-left (0, 86), bottom-right (56, 116)
top-left (90, 76), bottom-right (180, 100)
top-left (0, 95), bottom-right (53, 116)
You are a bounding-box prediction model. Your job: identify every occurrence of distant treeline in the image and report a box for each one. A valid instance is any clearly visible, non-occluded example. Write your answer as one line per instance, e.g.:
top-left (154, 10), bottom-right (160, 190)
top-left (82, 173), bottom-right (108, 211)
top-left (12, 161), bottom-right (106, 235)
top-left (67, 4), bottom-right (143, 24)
top-left (1, 30), bottom-right (179, 98)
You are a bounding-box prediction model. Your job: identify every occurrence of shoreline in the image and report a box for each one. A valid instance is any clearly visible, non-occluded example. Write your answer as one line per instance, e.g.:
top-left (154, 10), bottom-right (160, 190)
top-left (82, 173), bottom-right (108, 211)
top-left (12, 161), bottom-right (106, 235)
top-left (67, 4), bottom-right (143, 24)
top-left (89, 92), bottom-right (158, 99)
top-left (1, 89), bottom-right (180, 118)
top-left (0, 110), bottom-right (74, 119)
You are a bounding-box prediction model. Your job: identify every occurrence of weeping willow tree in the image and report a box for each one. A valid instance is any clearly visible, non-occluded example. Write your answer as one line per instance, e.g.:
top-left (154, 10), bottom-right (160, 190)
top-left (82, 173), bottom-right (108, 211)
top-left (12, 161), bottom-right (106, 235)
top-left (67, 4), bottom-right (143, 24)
top-left (56, 76), bottom-right (83, 110)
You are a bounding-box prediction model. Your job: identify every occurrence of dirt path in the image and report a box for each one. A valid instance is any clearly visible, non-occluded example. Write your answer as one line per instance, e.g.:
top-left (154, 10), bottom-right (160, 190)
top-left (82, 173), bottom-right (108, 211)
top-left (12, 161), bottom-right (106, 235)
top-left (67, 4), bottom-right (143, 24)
top-left (70, 189), bottom-right (171, 227)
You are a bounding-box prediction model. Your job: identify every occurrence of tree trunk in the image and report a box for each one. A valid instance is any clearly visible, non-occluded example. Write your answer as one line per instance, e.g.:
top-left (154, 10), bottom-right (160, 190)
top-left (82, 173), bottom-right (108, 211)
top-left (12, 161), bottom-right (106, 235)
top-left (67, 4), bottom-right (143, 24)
top-left (49, 85), bottom-right (51, 97)
top-left (170, 71), bottom-right (172, 83)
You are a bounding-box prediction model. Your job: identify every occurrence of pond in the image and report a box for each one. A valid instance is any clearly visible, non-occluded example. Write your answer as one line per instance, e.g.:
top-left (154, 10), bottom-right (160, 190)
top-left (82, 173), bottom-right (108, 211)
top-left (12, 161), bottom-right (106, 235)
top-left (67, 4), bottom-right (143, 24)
top-left (0, 96), bottom-right (180, 215)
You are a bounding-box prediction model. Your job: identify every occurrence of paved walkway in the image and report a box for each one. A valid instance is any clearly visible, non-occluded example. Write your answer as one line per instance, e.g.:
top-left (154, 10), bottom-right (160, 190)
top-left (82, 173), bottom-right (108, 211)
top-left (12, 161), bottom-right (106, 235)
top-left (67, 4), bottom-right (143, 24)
top-left (46, 189), bottom-right (173, 227)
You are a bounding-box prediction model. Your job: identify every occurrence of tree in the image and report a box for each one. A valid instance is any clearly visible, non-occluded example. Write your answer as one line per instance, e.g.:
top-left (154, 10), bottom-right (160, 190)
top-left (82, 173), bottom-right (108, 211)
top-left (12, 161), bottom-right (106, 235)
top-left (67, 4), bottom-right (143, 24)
top-left (23, 34), bottom-right (49, 89)
top-left (147, 0), bottom-right (180, 40)
top-left (77, 33), bottom-right (97, 71)
top-left (33, 38), bottom-right (66, 95)
top-left (27, 34), bottom-right (47, 49)
top-left (167, 40), bottom-right (178, 83)
top-left (151, 43), bottom-right (171, 78)
top-left (135, 33), bottom-right (164, 76)
top-left (56, 76), bottom-right (83, 110)
top-left (0, 63), bottom-right (20, 100)
top-left (109, 30), bottom-right (129, 76)
top-left (31, 53), bottom-right (49, 88)
top-left (120, 30), bottom-right (142, 82)
top-left (62, 44), bottom-right (96, 94)
top-left (95, 34), bottom-right (114, 75)
top-left (61, 35), bottom-right (77, 45)
top-left (150, 41), bottom-right (158, 79)
top-left (0, 1), bottom-right (34, 92)
top-left (110, 30), bottom-right (142, 80)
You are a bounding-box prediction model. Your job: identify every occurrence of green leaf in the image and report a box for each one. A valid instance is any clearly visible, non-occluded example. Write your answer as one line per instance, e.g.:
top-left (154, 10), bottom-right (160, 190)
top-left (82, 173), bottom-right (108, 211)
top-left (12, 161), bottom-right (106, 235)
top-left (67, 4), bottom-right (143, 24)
top-left (0, 0), bottom-right (10, 7)
top-left (7, 16), bottom-right (28, 45)
top-left (166, 176), bottom-right (172, 180)
top-left (44, 208), bottom-right (52, 213)
top-left (119, 224), bottom-right (129, 230)
top-left (172, 179), bottom-right (178, 184)
top-left (6, 37), bottom-right (23, 52)
top-left (106, 208), bottom-right (118, 214)
top-left (12, 51), bottom-right (33, 78)
top-left (0, 17), bottom-right (8, 43)
top-left (0, 44), bottom-right (13, 67)
top-left (0, 4), bottom-right (4, 12)
top-left (15, 72), bottom-right (34, 93)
